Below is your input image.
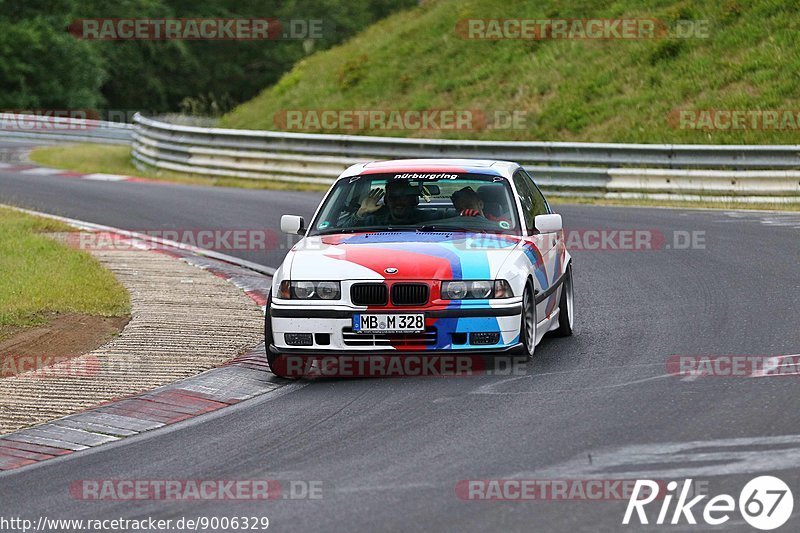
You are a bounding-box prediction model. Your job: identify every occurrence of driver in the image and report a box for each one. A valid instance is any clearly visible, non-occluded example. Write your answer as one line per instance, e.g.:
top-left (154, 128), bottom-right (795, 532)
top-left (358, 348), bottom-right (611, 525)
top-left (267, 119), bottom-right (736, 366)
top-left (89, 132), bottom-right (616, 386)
top-left (347, 180), bottom-right (430, 226)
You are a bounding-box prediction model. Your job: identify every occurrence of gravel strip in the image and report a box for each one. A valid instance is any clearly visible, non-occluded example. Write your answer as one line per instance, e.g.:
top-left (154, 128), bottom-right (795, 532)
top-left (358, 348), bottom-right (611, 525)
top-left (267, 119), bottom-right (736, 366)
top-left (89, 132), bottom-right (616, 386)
top-left (0, 246), bottom-right (264, 435)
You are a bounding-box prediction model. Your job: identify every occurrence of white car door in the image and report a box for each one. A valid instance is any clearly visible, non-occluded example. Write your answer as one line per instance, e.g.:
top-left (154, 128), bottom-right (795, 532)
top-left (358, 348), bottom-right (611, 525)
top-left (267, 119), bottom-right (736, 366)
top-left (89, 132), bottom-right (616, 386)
top-left (513, 169), bottom-right (562, 321)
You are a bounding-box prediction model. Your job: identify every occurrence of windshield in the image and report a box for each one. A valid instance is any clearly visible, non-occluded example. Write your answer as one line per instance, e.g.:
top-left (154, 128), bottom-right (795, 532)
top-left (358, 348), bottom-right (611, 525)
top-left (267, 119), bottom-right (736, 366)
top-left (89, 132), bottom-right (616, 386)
top-left (309, 172), bottom-right (520, 236)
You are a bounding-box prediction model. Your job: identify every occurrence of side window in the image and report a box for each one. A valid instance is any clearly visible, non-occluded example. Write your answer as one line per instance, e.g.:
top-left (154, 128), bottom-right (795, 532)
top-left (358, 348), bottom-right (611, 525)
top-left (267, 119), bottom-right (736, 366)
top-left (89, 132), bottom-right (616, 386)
top-left (512, 170), bottom-right (536, 232)
top-left (521, 169), bottom-right (550, 217)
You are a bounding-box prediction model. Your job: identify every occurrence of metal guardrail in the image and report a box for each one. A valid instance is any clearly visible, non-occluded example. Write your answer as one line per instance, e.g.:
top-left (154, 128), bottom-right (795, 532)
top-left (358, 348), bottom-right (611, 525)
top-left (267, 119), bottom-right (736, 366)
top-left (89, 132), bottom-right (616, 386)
top-left (0, 114), bottom-right (133, 145)
top-left (1, 112), bottom-right (797, 202)
top-left (131, 114), bottom-right (800, 202)
top-left (131, 113), bottom-right (800, 169)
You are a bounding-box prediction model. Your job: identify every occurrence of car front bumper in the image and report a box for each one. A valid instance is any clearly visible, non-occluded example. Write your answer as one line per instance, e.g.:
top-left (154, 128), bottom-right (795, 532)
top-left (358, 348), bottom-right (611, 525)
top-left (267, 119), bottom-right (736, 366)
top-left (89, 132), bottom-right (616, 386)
top-left (269, 300), bottom-right (523, 354)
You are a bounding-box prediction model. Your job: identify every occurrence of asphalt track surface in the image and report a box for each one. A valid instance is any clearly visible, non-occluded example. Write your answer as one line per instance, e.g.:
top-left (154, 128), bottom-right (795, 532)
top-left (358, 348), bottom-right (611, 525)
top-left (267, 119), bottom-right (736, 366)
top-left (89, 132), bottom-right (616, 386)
top-left (2, 141), bottom-right (800, 531)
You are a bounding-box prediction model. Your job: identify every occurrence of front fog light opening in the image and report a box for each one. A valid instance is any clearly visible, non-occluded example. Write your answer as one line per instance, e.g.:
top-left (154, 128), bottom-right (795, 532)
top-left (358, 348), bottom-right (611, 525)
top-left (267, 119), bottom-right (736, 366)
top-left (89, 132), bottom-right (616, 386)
top-left (469, 332), bottom-right (500, 345)
top-left (285, 333), bottom-right (313, 346)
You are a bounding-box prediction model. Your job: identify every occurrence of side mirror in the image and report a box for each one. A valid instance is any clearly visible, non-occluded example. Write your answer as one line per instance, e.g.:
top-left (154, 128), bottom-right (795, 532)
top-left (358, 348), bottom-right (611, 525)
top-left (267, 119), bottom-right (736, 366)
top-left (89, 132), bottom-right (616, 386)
top-left (281, 215), bottom-right (305, 235)
top-left (534, 213), bottom-right (562, 233)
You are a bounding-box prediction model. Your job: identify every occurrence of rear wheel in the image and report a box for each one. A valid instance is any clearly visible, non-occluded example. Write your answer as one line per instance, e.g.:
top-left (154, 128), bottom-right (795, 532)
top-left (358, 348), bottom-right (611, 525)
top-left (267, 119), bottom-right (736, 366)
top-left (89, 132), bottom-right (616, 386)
top-left (553, 264), bottom-right (574, 337)
top-left (265, 293), bottom-right (305, 379)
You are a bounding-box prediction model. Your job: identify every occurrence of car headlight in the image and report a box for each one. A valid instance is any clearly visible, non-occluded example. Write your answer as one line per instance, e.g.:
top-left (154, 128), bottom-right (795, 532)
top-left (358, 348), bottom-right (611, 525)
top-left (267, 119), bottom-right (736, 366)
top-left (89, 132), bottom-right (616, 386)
top-left (441, 280), bottom-right (513, 299)
top-left (278, 280), bottom-right (341, 300)
top-left (443, 281), bottom-right (468, 299)
top-left (293, 281), bottom-right (317, 299)
top-left (469, 280), bottom-right (493, 299)
top-left (316, 281), bottom-right (340, 300)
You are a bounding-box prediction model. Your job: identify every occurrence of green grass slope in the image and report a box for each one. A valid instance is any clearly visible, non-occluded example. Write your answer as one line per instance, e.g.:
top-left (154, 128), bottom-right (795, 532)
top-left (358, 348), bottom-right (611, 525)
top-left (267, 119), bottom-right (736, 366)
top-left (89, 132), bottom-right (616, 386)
top-left (221, 0), bottom-right (800, 144)
top-left (0, 207), bottom-right (130, 337)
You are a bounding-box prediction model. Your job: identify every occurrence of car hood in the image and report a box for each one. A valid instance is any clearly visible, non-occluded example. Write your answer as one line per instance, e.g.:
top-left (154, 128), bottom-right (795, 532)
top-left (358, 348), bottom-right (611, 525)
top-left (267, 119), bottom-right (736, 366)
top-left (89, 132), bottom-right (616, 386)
top-left (286, 231), bottom-right (522, 281)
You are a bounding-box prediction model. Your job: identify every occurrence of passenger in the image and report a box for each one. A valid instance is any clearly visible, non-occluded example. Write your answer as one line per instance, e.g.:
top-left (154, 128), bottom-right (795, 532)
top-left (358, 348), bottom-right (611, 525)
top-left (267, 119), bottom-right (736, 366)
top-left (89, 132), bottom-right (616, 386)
top-left (451, 187), bottom-right (510, 224)
top-left (451, 186), bottom-right (488, 218)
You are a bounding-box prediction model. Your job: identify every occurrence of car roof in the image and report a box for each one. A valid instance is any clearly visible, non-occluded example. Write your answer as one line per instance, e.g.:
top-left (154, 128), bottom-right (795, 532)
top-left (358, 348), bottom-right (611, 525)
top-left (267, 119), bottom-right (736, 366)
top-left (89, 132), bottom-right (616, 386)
top-left (340, 159), bottom-right (520, 179)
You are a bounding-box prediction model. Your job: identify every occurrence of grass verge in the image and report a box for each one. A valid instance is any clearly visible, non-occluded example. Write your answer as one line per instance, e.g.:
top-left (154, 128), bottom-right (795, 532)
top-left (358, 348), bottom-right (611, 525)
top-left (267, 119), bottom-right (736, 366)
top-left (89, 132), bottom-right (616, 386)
top-left (0, 207), bottom-right (130, 340)
top-left (28, 144), bottom-right (330, 192)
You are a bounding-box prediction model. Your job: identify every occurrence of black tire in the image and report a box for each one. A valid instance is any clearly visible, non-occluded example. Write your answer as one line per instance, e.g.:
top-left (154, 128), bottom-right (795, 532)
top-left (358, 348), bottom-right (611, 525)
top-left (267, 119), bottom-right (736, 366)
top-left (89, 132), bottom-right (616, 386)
top-left (552, 264), bottom-right (574, 337)
top-left (514, 282), bottom-right (537, 361)
top-left (265, 293), bottom-right (305, 379)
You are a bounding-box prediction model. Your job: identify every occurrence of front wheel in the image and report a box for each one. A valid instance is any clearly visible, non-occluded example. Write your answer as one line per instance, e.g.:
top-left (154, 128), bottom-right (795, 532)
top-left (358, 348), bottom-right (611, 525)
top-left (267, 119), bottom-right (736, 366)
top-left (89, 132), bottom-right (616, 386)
top-left (552, 264), bottom-right (574, 337)
top-left (265, 293), bottom-right (305, 379)
top-left (514, 282), bottom-right (537, 360)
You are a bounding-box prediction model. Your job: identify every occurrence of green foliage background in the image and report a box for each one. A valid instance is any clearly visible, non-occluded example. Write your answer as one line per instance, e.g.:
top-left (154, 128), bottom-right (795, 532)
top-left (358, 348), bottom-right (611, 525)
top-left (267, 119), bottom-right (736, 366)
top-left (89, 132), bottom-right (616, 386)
top-left (0, 0), bottom-right (416, 116)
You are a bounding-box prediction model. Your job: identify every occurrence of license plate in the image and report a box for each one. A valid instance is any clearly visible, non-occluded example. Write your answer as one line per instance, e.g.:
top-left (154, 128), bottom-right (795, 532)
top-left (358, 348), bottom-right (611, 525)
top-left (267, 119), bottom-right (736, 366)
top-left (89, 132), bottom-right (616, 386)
top-left (352, 313), bottom-right (425, 334)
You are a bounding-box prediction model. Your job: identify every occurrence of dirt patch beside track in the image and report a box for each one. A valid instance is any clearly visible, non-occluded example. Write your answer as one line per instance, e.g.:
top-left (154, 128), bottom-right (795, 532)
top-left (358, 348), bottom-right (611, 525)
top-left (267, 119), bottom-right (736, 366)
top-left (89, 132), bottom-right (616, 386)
top-left (0, 314), bottom-right (130, 377)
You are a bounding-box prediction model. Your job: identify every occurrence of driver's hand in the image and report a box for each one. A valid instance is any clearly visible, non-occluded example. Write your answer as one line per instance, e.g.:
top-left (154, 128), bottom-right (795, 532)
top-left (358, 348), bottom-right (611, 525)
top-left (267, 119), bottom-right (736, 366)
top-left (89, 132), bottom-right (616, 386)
top-left (357, 188), bottom-right (385, 217)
